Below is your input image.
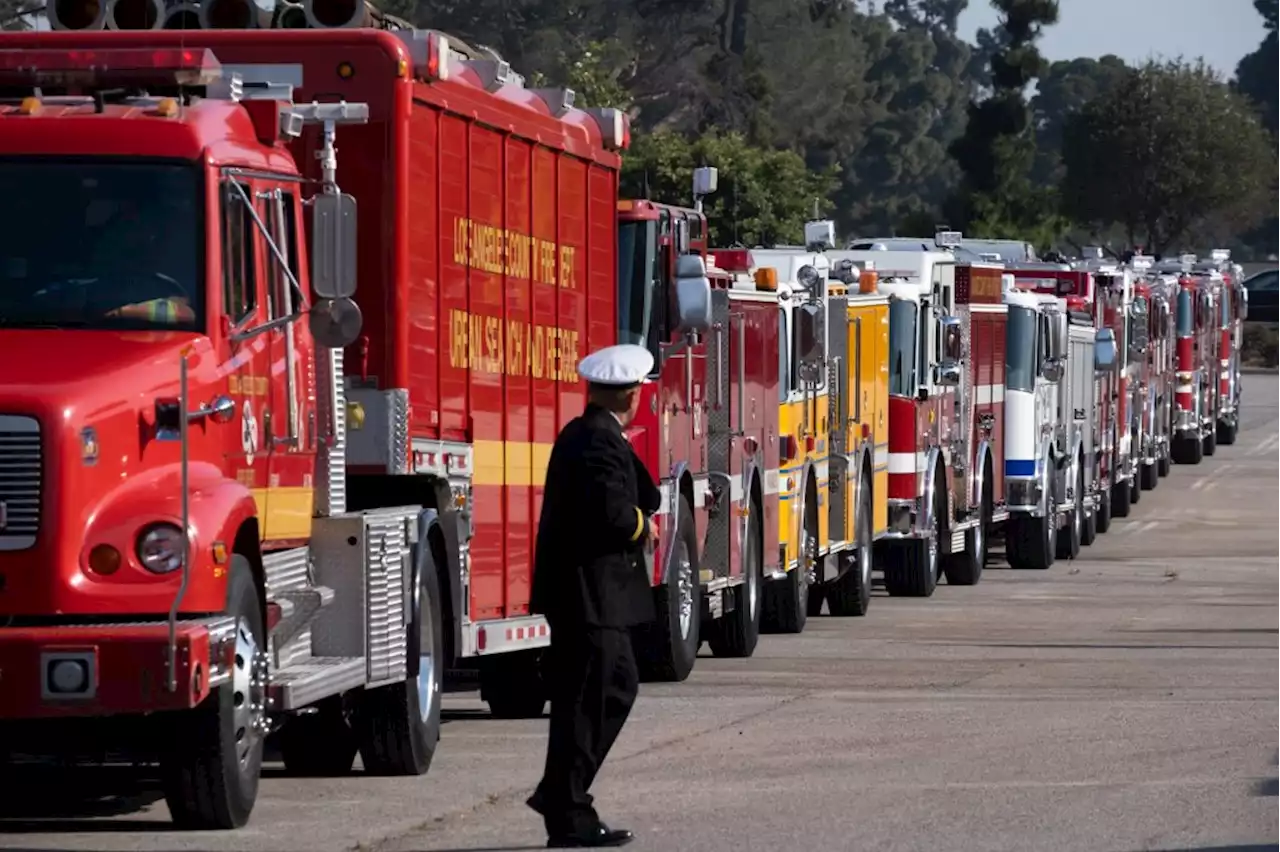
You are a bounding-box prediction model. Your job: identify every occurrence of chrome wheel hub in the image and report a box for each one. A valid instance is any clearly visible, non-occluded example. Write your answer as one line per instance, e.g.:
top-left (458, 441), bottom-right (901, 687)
top-left (417, 592), bottom-right (437, 722)
top-left (676, 544), bottom-right (694, 640)
top-left (231, 616), bottom-right (267, 774)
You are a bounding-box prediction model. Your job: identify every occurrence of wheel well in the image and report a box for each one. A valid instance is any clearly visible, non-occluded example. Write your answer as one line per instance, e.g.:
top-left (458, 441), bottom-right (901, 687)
top-left (232, 517), bottom-right (265, 619)
top-left (804, 469), bottom-right (819, 528)
top-left (860, 455), bottom-right (873, 510)
top-left (679, 471), bottom-right (694, 516)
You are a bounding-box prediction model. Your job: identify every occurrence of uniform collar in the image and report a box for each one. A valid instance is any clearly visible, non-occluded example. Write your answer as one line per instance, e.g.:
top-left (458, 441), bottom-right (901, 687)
top-left (585, 403), bottom-right (625, 434)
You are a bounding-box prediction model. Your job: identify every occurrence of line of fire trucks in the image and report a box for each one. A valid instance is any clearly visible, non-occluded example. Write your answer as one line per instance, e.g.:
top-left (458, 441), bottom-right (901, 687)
top-left (0, 13), bottom-right (1252, 830)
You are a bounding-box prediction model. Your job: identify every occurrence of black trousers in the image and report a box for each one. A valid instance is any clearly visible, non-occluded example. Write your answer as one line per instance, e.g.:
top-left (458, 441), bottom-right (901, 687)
top-left (534, 623), bottom-right (639, 836)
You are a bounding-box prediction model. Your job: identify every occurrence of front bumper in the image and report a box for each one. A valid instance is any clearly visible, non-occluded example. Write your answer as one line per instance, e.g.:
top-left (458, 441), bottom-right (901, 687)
top-left (881, 498), bottom-right (927, 540)
top-left (1006, 476), bottom-right (1044, 516)
top-left (0, 618), bottom-right (234, 720)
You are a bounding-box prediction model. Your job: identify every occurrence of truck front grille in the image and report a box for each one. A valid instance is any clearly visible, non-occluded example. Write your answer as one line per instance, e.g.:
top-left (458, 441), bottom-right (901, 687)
top-left (0, 414), bottom-right (41, 550)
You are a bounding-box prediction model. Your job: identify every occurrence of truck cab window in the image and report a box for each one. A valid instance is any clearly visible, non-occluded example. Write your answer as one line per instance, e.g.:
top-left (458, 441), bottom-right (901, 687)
top-left (222, 181), bottom-right (257, 326)
top-left (263, 189), bottom-right (301, 321)
top-left (779, 307), bottom-right (790, 401)
top-left (0, 160), bottom-right (202, 331)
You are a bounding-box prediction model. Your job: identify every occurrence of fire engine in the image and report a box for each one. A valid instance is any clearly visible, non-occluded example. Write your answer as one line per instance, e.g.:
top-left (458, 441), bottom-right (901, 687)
top-left (1001, 285), bottom-right (1107, 568)
top-left (0, 23), bottom-right (662, 828)
top-left (1128, 254), bottom-right (1177, 487)
top-left (1197, 249), bottom-right (1247, 446)
top-left (1159, 254), bottom-right (1223, 464)
top-left (617, 187), bottom-right (783, 680)
top-left (715, 223), bottom-right (888, 626)
top-left (836, 233), bottom-right (1007, 596)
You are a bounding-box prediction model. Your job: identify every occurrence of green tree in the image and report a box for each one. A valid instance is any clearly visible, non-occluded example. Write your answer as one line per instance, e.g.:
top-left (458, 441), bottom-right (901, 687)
top-left (1060, 59), bottom-right (1277, 255)
top-left (619, 130), bottom-right (838, 247)
top-left (945, 0), bottom-right (1063, 245)
top-left (1235, 0), bottom-right (1277, 135)
top-left (1030, 55), bottom-right (1129, 185)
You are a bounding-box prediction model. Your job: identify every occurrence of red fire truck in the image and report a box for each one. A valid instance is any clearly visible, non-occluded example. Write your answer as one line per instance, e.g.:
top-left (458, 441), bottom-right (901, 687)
top-left (0, 26), bottom-right (691, 828)
top-left (1198, 250), bottom-right (1246, 446)
top-left (1128, 255), bottom-right (1177, 486)
top-left (853, 238), bottom-right (1008, 596)
top-left (616, 195), bottom-right (782, 681)
top-left (1161, 254), bottom-right (1229, 463)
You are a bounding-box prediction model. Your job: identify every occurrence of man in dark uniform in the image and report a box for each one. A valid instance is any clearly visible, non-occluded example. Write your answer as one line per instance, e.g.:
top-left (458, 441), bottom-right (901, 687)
top-left (528, 343), bottom-right (662, 848)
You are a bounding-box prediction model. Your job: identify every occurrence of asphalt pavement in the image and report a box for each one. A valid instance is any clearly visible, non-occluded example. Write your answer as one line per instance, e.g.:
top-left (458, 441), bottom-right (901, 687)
top-left (2, 376), bottom-right (1277, 852)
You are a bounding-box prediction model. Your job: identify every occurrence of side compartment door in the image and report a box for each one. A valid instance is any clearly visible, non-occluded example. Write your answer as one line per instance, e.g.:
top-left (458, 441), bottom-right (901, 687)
top-left (826, 294), bottom-right (849, 546)
top-left (261, 185), bottom-right (317, 542)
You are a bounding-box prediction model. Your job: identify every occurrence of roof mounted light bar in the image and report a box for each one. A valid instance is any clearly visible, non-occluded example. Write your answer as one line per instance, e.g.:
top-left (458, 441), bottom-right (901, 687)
top-left (0, 47), bottom-right (222, 88)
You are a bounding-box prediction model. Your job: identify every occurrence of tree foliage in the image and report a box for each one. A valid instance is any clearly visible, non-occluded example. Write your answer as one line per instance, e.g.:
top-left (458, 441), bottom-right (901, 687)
top-left (945, 0), bottom-right (1061, 246)
top-left (619, 130), bottom-right (837, 248)
top-left (1060, 59), bottom-right (1277, 254)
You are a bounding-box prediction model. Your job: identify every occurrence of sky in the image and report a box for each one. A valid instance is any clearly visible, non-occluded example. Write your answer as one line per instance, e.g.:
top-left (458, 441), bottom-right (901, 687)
top-left (958, 0), bottom-right (1268, 77)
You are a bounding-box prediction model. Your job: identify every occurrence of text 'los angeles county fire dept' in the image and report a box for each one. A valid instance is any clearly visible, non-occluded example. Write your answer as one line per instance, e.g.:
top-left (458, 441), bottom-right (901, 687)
top-left (449, 216), bottom-right (582, 382)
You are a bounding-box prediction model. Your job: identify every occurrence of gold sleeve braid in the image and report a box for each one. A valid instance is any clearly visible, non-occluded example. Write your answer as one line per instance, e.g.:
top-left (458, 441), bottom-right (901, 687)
top-left (629, 507), bottom-right (645, 542)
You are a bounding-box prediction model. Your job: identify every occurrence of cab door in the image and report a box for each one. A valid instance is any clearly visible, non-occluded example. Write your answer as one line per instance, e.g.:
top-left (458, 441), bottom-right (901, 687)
top-left (218, 176), bottom-right (273, 511)
top-left (260, 184), bottom-right (317, 542)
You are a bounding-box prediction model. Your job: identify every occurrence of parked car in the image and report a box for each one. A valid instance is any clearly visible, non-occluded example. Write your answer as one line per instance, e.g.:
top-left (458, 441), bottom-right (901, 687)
top-left (1242, 268), bottom-right (1279, 324)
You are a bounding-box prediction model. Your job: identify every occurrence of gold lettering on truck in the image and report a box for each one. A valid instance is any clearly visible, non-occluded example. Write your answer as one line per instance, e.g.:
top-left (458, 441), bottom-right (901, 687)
top-left (447, 308), bottom-right (580, 382)
top-left (452, 216), bottom-right (576, 289)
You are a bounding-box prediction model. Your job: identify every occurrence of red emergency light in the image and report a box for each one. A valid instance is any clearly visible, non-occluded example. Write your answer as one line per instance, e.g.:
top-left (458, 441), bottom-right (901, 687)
top-left (0, 48), bottom-right (222, 89)
top-left (711, 249), bottom-right (753, 273)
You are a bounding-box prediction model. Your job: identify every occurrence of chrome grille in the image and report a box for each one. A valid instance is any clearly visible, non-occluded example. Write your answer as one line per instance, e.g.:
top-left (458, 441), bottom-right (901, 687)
top-left (0, 414), bottom-right (41, 550)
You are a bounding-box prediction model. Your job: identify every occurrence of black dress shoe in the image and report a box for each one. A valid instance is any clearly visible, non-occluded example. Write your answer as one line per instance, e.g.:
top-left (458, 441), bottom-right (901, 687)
top-left (546, 823), bottom-right (634, 847)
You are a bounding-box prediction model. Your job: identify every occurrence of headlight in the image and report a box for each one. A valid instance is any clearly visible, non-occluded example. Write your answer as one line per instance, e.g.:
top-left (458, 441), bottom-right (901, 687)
top-left (137, 523), bottom-right (186, 574)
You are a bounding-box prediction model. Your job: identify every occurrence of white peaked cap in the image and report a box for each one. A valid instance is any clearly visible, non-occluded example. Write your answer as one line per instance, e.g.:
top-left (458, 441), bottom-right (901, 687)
top-left (578, 344), bottom-right (655, 387)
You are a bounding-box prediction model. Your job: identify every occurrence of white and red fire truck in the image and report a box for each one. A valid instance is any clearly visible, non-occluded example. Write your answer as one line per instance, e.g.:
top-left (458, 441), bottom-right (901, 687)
top-left (836, 234), bottom-right (1009, 596)
top-left (1128, 254), bottom-right (1177, 487)
top-left (1001, 284), bottom-right (1108, 568)
top-left (1159, 254), bottom-right (1223, 464)
top-left (1195, 249), bottom-right (1247, 446)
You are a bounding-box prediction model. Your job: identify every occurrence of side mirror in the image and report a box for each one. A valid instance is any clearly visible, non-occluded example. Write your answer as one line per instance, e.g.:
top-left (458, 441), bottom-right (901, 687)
top-left (672, 253), bottom-right (712, 334)
top-left (309, 296), bottom-right (363, 349)
top-left (794, 302), bottom-right (826, 364)
top-left (1046, 310), bottom-right (1067, 361)
top-left (311, 193), bottom-right (358, 299)
top-left (1095, 328), bottom-right (1118, 374)
top-left (940, 315), bottom-right (963, 363)
top-left (1240, 288), bottom-right (1249, 320)
top-left (1041, 357), bottom-right (1064, 383)
top-left (934, 360), bottom-right (961, 386)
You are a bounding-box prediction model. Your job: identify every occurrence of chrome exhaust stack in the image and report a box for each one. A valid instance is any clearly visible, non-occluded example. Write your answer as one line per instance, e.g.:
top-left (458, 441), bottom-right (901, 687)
top-left (302, 0), bottom-right (408, 29)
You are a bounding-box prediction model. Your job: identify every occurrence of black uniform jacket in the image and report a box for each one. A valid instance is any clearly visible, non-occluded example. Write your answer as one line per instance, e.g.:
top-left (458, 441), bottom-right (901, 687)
top-left (530, 404), bottom-right (661, 629)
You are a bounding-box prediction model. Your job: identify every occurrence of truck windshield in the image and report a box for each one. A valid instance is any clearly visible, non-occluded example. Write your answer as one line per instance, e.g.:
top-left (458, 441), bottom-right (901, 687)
top-left (1176, 289), bottom-right (1193, 336)
top-left (617, 220), bottom-right (656, 353)
top-left (1007, 305), bottom-right (1038, 392)
top-left (0, 160), bottom-right (203, 331)
top-left (888, 299), bottom-right (918, 396)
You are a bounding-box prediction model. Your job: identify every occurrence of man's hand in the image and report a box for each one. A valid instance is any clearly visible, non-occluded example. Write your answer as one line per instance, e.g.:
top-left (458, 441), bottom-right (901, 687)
top-left (643, 517), bottom-right (659, 550)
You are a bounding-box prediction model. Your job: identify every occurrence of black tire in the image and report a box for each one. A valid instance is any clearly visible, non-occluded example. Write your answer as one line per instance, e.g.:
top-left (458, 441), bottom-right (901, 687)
top-left (1007, 512), bottom-right (1055, 571)
top-left (1217, 418), bottom-right (1238, 446)
top-left (764, 485), bottom-right (814, 633)
top-left (1110, 476), bottom-right (1132, 519)
top-left (358, 540), bottom-right (445, 773)
top-left (1095, 487), bottom-right (1112, 534)
top-left (1202, 425), bottom-right (1217, 456)
top-left (707, 501), bottom-right (762, 657)
top-left (1172, 434), bottom-right (1203, 465)
top-left (1056, 468), bottom-right (1083, 561)
top-left (943, 462), bottom-right (989, 587)
top-left (1139, 461), bottom-right (1158, 491)
top-left (161, 556), bottom-right (266, 830)
top-left (828, 476), bottom-right (875, 614)
top-left (278, 696), bottom-right (358, 777)
top-left (885, 478), bottom-right (940, 597)
top-left (1081, 491), bottom-right (1098, 546)
top-left (639, 496), bottom-right (700, 682)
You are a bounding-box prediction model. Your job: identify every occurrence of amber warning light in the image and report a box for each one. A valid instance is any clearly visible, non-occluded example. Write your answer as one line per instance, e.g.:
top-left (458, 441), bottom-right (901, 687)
top-left (0, 48), bottom-right (222, 89)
